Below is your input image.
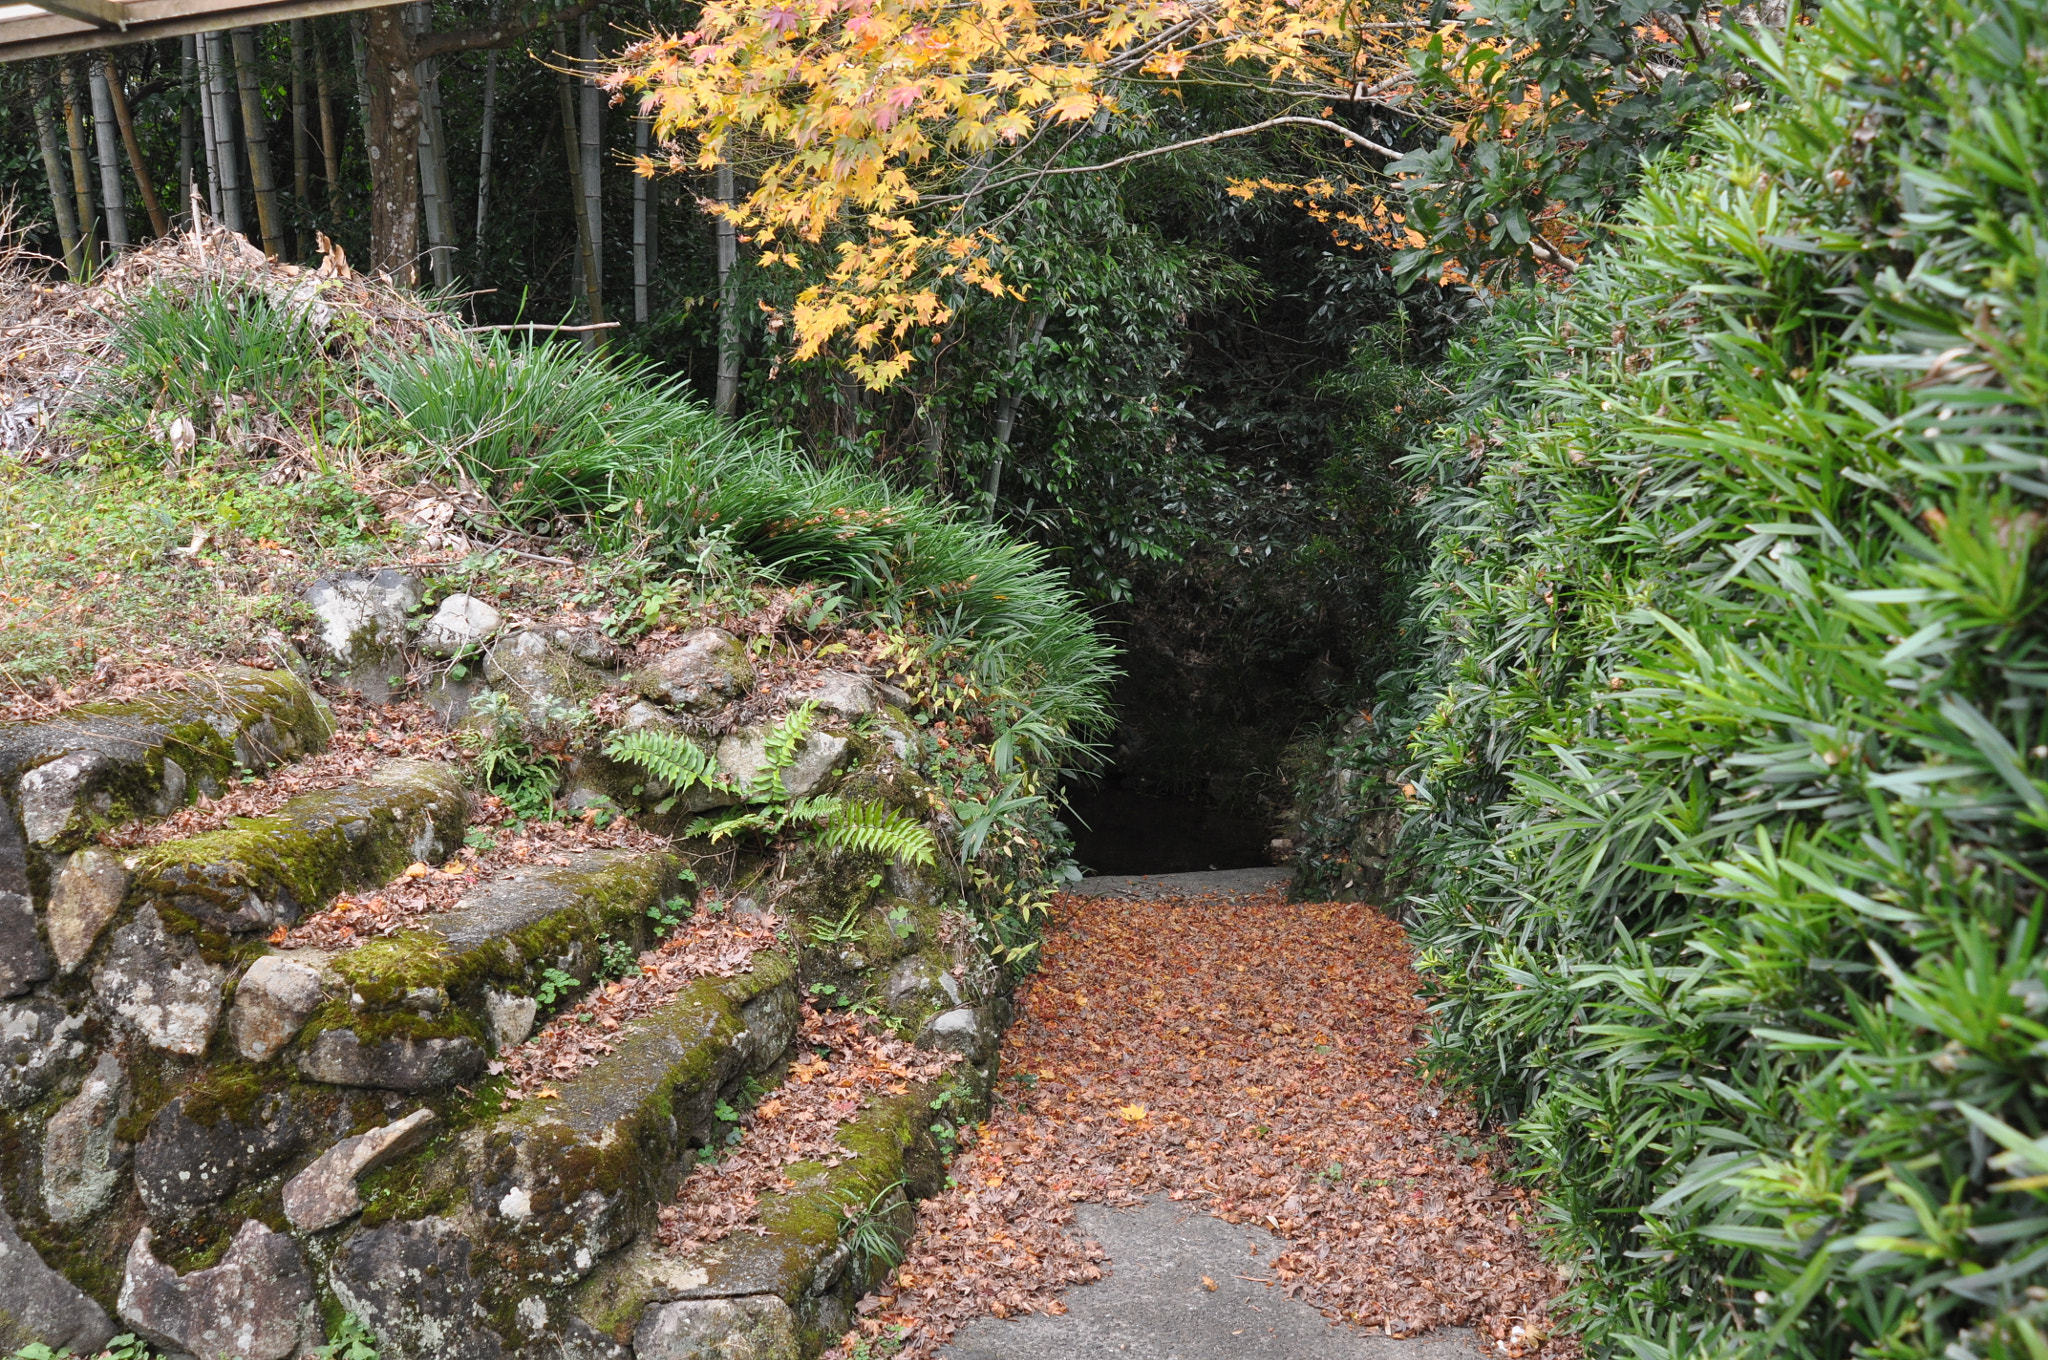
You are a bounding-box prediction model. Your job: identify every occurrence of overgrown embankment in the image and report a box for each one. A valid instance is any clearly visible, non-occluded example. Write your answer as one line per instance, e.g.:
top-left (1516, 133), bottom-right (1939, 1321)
top-left (1305, 1), bottom-right (2048, 1353)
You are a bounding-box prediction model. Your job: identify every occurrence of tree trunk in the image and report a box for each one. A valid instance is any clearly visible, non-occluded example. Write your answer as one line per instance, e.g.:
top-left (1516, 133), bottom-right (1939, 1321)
top-left (578, 18), bottom-right (603, 303)
top-left (983, 308), bottom-right (1049, 510)
top-left (231, 28), bottom-right (284, 257)
top-left (315, 30), bottom-right (341, 192)
top-left (195, 36), bottom-right (221, 217)
top-left (179, 39), bottom-right (196, 219)
top-left (58, 65), bottom-right (97, 265)
top-left (362, 5), bottom-right (423, 283)
top-left (102, 58), bottom-right (168, 238)
top-left (556, 36), bottom-right (605, 350)
top-left (715, 161), bottom-right (740, 417)
top-left (203, 32), bottom-right (245, 233)
top-left (86, 63), bottom-right (130, 252)
top-left (632, 112), bottom-right (649, 323)
top-left (474, 21), bottom-right (499, 242)
top-left (291, 20), bottom-right (310, 252)
top-left (28, 72), bottom-right (83, 278)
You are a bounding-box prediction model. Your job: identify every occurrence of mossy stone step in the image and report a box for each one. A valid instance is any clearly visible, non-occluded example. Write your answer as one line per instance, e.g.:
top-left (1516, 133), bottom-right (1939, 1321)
top-left (315, 953), bottom-right (801, 1355)
top-left (574, 1069), bottom-right (982, 1359)
top-left (0, 666), bottom-right (331, 857)
top-left (129, 759), bottom-right (468, 939)
top-left (295, 849), bottom-right (682, 1092)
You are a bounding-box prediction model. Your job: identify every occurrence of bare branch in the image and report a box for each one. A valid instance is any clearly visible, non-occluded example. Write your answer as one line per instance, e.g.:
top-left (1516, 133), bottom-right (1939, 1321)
top-left (415, 0), bottom-right (601, 60)
top-left (925, 115), bottom-right (1403, 206)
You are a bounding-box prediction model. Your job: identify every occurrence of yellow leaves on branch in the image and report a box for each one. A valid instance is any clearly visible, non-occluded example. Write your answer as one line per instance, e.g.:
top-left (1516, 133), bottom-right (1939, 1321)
top-left (607, 0), bottom-right (1434, 377)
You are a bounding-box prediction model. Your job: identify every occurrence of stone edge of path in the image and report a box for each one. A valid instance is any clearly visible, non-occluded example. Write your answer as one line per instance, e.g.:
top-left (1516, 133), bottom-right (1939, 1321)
top-left (1067, 868), bottom-right (1293, 900)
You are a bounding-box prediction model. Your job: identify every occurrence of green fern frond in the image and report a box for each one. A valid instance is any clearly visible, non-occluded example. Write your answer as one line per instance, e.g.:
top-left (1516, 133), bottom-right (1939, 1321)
top-left (764, 701), bottom-right (820, 771)
top-left (815, 800), bottom-right (938, 866)
top-left (685, 808), bottom-right (778, 843)
top-left (604, 729), bottom-right (727, 796)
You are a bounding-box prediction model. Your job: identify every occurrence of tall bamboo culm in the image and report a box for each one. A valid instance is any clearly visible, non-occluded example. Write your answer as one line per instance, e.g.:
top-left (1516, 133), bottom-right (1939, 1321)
top-left (230, 28), bottom-right (284, 257)
top-left (202, 33), bottom-right (245, 233)
top-left (57, 64), bottom-right (97, 268)
top-left (291, 20), bottom-right (310, 255)
top-left (102, 58), bottom-right (169, 238)
top-left (555, 27), bottom-right (605, 351)
top-left (28, 71), bottom-right (83, 278)
top-left (85, 64), bottom-right (129, 252)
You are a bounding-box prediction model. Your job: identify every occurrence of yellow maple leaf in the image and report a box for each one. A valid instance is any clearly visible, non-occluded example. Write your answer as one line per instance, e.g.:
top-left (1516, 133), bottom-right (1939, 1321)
top-left (1117, 1103), bottom-right (1149, 1123)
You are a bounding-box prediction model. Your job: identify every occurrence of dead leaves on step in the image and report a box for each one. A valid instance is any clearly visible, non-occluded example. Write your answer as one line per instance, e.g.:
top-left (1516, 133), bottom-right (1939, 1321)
top-left (498, 901), bottom-right (786, 1101)
top-left (829, 888), bottom-right (1575, 1360)
top-left (657, 1004), bottom-right (957, 1258)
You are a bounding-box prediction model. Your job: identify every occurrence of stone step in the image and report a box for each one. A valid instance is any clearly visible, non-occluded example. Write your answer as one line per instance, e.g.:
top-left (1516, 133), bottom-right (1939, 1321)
top-left (84, 759), bottom-right (469, 1057)
top-left (0, 665), bottom-right (331, 997)
top-left (574, 1070), bottom-right (987, 1360)
top-left (312, 952), bottom-right (804, 1358)
top-left (291, 848), bottom-right (683, 1092)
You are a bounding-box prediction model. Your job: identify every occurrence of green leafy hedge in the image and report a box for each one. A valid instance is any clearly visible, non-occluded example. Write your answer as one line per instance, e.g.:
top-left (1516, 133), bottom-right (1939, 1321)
top-left (1390, 0), bottom-right (2048, 1353)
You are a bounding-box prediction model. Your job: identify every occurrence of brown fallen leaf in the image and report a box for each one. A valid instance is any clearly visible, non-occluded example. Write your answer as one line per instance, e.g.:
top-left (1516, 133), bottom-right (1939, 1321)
top-left (1202, 1276), bottom-right (1217, 1292)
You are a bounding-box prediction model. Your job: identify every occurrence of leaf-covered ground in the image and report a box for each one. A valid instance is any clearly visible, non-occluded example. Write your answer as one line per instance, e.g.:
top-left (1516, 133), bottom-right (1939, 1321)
top-left (834, 887), bottom-right (1573, 1358)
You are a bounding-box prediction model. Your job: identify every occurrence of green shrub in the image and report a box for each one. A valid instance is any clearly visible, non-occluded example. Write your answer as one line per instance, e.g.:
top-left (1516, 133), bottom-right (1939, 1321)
top-left (105, 279), bottom-right (334, 418)
top-left (1385, 0), bottom-right (2048, 1353)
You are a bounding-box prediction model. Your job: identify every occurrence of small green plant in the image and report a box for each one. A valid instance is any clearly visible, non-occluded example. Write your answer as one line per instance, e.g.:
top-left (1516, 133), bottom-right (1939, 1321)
top-left (649, 895), bottom-right (692, 932)
top-left (885, 905), bottom-right (917, 940)
top-left (808, 904), bottom-right (867, 946)
top-left (714, 1099), bottom-right (741, 1123)
top-left (464, 826), bottom-right (498, 852)
top-left (836, 1180), bottom-right (909, 1278)
top-left (461, 691), bottom-right (558, 820)
top-left (599, 936), bottom-right (638, 978)
top-left (314, 1314), bottom-right (381, 1360)
top-left (813, 801), bottom-right (938, 866)
top-left (534, 967), bottom-right (579, 1007)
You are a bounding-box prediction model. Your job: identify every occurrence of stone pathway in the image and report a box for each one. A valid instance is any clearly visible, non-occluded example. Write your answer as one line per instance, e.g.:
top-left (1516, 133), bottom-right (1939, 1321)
top-left (832, 869), bottom-right (1565, 1360)
top-left (940, 1196), bottom-right (1476, 1360)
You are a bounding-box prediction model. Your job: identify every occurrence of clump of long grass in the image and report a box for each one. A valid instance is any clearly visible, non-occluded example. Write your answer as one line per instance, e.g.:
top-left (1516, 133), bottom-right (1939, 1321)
top-left (366, 335), bottom-right (1115, 764)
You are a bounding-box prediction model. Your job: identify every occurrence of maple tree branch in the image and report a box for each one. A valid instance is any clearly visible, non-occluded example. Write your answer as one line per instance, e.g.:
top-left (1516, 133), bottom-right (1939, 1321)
top-left (414, 0), bottom-right (602, 61)
top-left (927, 116), bottom-right (1404, 205)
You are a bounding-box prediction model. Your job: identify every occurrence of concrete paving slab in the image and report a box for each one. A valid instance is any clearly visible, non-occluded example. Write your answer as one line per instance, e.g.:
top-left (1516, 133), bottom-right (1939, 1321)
top-left (1067, 868), bottom-right (1292, 901)
top-left (939, 1196), bottom-right (1478, 1360)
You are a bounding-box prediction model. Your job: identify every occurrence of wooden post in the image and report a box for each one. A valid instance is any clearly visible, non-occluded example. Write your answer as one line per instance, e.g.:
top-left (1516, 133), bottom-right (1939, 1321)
top-left (58, 64), bottom-right (97, 265)
top-left (28, 71), bottom-right (83, 278)
top-left (231, 27), bottom-right (285, 257)
top-left (86, 62), bottom-right (130, 252)
top-left (102, 57), bottom-right (170, 239)
top-left (715, 161), bottom-right (739, 417)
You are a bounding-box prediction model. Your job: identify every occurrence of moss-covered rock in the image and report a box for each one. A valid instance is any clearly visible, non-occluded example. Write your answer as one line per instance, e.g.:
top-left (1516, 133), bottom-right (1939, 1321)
top-left (132, 759), bottom-right (467, 938)
top-left (0, 665), bottom-right (332, 857)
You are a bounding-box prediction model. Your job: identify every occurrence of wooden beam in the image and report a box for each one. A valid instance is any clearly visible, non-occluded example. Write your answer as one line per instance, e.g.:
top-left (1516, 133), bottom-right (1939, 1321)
top-left (27, 0), bottom-right (127, 29)
top-left (0, 0), bottom-right (399, 60)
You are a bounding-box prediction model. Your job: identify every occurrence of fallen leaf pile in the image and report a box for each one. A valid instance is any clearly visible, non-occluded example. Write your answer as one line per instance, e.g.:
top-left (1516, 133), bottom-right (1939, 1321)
top-left (100, 695), bottom-right (459, 849)
top-left (277, 796), bottom-right (667, 950)
top-left (497, 902), bottom-right (785, 1101)
top-left (656, 1003), bottom-right (958, 1257)
top-left (830, 887), bottom-right (1574, 1360)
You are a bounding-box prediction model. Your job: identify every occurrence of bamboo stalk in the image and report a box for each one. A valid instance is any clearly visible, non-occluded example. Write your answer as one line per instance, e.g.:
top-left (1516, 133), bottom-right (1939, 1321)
top-left (555, 30), bottom-right (605, 351)
top-left (410, 3), bottom-right (454, 288)
top-left (179, 37), bottom-right (195, 216)
top-left (315, 25), bottom-right (340, 191)
top-left (28, 70), bottom-right (83, 278)
top-left (230, 27), bottom-right (285, 257)
top-left (715, 160), bottom-right (739, 417)
top-left (579, 17), bottom-right (602, 282)
top-left (195, 34), bottom-right (221, 217)
top-left (474, 18), bottom-right (499, 242)
top-left (86, 63), bottom-right (130, 251)
top-left (632, 112), bottom-right (649, 324)
top-left (291, 19), bottom-right (309, 253)
top-left (58, 64), bottom-right (97, 266)
top-left (203, 31), bottom-right (245, 233)
top-left (102, 57), bottom-right (170, 239)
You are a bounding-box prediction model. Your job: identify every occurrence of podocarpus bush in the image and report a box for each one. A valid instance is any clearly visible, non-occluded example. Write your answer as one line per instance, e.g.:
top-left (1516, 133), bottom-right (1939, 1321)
top-left (1393, 0), bottom-right (2048, 1353)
